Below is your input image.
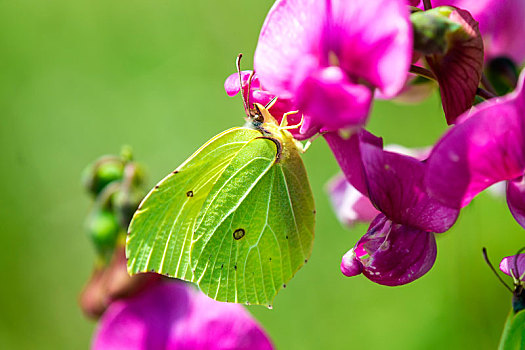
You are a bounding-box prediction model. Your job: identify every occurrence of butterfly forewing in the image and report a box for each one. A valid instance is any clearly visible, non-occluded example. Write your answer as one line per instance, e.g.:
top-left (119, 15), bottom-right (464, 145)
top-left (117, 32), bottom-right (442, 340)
top-left (191, 136), bottom-right (315, 306)
top-left (126, 128), bottom-right (262, 280)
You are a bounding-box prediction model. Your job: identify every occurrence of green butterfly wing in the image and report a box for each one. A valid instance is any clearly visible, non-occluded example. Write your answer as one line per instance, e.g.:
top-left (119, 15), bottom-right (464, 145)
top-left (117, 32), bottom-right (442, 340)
top-left (126, 125), bottom-right (315, 306)
top-left (191, 136), bottom-right (315, 306)
top-left (126, 127), bottom-right (263, 280)
top-left (499, 308), bottom-right (525, 350)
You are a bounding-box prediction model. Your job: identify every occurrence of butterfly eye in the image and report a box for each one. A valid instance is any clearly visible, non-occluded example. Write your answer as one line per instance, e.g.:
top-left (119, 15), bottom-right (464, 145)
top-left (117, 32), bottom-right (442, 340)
top-left (253, 114), bottom-right (264, 124)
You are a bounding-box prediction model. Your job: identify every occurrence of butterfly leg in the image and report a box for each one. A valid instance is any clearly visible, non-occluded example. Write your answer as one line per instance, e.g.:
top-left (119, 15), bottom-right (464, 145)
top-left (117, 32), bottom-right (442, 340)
top-left (301, 132), bottom-right (322, 153)
top-left (279, 111), bottom-right (301, 129)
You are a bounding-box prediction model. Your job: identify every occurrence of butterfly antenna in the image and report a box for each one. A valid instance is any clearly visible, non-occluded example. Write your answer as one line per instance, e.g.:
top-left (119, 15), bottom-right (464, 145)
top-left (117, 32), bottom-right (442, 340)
top-left (513, 247), bottom-right (525, 282)
top-left (236, 53), bottom-right (249, 116)
top-left (482, 247), bottom-right (513, 293)
top-left (246, 70), bottom-right (255, 113)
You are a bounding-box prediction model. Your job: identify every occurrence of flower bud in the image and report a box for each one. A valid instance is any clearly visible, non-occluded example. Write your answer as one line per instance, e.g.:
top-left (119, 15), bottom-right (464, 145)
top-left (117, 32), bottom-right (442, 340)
top-left (86, 208), bottom-right (120, 261)
top-left (82, 156), bottom-right (124, 196)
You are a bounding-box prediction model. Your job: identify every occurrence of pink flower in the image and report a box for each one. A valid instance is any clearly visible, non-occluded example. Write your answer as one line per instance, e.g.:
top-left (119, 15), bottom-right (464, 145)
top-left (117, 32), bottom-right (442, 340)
top-left (327, 144), bottom-right (430, 227)
top-left (326, 130), bottom-right (458, 285)
top-left (425, 71), bottom-right (525, 228)
top-left (92, 280), bottom-right (273, 350)
top-left (253, 0), bottom-right (412, 135)
top-left (431, 0), bottom-right (525, 63)
top-left (500, 253), bottom-right (525, 281)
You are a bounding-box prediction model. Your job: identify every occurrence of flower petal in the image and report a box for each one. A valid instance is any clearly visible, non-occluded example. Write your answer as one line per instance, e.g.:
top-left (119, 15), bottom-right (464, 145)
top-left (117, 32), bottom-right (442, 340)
top-left (432, 0), bottom-right (525, 63)
top-left (92, 281), bottom-right (273, 350)
top-left (330, 0), bottom-right (412, 97)
top-left (500, 253), bottom-right (525, 280)
top-left (507, 177), bottom-right (525, 230)
top-left (341, 214), bottom-right (437, 286)
top-left (254, 0), bottom-right (327, 97)
top-left (425, 72), bottom-right (525, 208)
top-left (327, 174), bottom-right (379, 227)
top-left (360, 140), bottom-right (459, 232)
top-left (296, 66), bottom-right (372, 130)
top-left (254, 0), bottom-right (412, 109)
top-left (224, 71), bottom-right (260, 97)
top-left (426, 7), bottom-right (484, 124)
top-left (324, 129), bottom-right (383, 196)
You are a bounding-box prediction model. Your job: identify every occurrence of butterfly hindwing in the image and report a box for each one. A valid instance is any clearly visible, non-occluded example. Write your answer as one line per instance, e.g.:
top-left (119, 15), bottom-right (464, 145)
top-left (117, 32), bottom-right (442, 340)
top-left (190, 136), bottom-right (315, 306)
top-left (499, 308), bottom-right (525, 349)
top-left (126, 128), bottom-right (262, 281)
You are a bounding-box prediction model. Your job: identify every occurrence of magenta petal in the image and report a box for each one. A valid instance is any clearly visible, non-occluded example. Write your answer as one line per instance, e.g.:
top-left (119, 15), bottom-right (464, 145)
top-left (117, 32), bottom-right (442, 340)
top-left (92, 281), bottom-right (273, 350)
top-left (255, 0), bottom-right (412, 100)
top-left (224, 71), bottom-right (260, 97)
top-left (426, 73), bottom-right (525, 208)
top-left (296, 66), bottom-right (372, 130)
top-left (324, 130), bottom-right (383, 196)
top-left (360, 141), bottom-right (459, 232)
top-left (341, 249), bottom-right (363, 277)
top-left (254, 0), bottom-right (327, 97)
top-left (345, 214), bottom-right (437, 286)
top-left (432, 0), bottom-right (525, 63)
top-left (507, 177), bottom-right (525, 230)
top-left (330, 0), bottom-right (412, 97)
top-left (327, 174), bottom-right (379, 227)
top-left (426, 8), bottom-right (484, 124)
top-left (500, 254), bottom-right (525, 280)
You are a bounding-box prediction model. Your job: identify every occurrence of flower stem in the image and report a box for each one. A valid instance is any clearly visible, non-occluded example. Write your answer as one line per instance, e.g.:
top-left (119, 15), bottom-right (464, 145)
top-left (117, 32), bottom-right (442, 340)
top-left (422, 0), bottom-right (432, 10)
top-left (476, 87), bottom-right (496, 100)
top-left (409, 65), bottom-right (437, 81)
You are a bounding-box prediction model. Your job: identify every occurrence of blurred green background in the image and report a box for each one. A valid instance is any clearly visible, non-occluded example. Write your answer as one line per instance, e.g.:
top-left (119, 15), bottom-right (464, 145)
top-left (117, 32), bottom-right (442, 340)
top-left (1, 1), bottom-right (523, 349)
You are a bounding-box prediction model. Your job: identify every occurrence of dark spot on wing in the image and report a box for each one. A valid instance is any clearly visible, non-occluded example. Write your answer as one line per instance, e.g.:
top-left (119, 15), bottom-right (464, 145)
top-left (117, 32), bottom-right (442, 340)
top-left (173, 170), bottom-right (179, 174)
top-left (304, 259), bottom-right (308, 263)
top-left (312, 210), bottom-right (316, 214)
top-left (186, 190), bottom-right (194, 197)
top-left (283, 284), bottom-right (286, 288)
top-left (154, 185), bottom-right (159, 189)
top-left (233, 228), bottom-right (245, 240)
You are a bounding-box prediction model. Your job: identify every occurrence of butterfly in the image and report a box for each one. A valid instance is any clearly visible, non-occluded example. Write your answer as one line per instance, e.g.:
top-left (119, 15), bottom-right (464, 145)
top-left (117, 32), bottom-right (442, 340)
top-left (483, 248), bottom-right (525, 348)
top-left (126, 58), bottom-right (315, 307)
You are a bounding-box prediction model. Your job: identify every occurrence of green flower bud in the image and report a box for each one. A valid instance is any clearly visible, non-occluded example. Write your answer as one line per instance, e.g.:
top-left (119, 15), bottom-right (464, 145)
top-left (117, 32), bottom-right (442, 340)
top-left (86, 208), bottom-right (120, 261)
top-left (82, 157), bottom-right (124, 196)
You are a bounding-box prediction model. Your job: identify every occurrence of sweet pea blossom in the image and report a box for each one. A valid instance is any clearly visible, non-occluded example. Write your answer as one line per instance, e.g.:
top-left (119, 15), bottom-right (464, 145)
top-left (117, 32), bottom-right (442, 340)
top-left (431, 0), bottom-right (525, 63)
top-left (425, 71), bottom-right (525, 228)
top-left (325, 130), bottom-right (459, 285)
top-left (253, 0), bottom-right (412, 135)
top-left (327, 145), bottom-right (430, 227)
top-left (92, 280), bottom-right (274, 350)
top-left (500, 253), bottom-right (525, 281)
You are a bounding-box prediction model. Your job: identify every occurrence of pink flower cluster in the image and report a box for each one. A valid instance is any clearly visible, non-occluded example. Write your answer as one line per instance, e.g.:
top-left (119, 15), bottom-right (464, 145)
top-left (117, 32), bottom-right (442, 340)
top-left (225, 0), bottom-right (525, 286)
